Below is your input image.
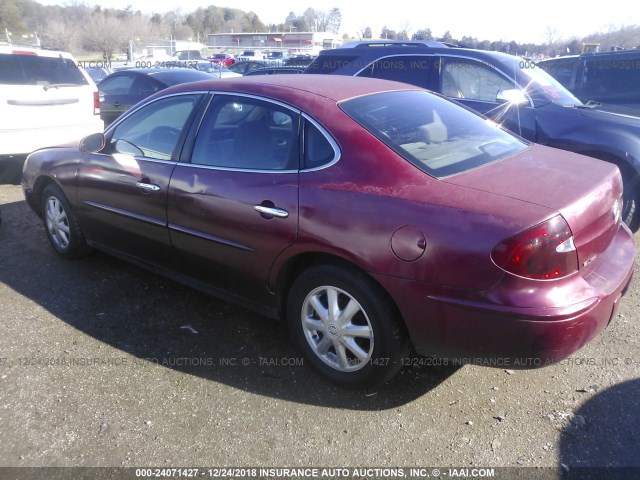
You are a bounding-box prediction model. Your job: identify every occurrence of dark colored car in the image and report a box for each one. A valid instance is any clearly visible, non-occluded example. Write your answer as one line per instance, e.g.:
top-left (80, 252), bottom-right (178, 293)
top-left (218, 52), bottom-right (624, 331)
top-left (227, 60), bottom-right (268, 75)
top-left (285, 54), bottom-right (315, 67)
top-left (173, 50), bottom-right (204, 61)
top-left (537, 50), bottom-right (640, 111)
top-left (83, 66), bottom-right (113, 85)
top-left (305, 41), bottom-right (640, 231)
top-left (98, 68), bottom-right (214, 126)
top-left (22, 75), bottom-right (635, 388)
top-left (243, 66), bottom-right (305, 76)
top-left (207, 53), bottom-right (235, 67)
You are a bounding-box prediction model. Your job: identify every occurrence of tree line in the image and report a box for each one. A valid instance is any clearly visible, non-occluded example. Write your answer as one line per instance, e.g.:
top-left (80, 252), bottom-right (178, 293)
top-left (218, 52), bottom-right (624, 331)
top-left (1, 0), bottom-right (638, 59)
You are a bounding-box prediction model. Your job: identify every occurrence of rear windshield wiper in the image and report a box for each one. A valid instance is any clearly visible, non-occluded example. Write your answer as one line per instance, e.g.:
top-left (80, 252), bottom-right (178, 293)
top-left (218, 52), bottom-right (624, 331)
top-left (42, 83), bottom-right (80, 91)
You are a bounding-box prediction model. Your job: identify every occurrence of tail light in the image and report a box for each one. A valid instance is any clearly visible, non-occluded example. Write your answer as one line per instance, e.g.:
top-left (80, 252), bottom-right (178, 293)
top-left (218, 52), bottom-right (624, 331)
top-left (491, 215), bottom-right (578, 280)
top-left (93, 90), bottom-right (100, 115)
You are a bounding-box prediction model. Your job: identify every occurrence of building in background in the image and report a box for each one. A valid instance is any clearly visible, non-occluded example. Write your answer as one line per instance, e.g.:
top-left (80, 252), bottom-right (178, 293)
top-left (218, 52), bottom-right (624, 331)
top-left (207, 32), bottom-right (342, 55)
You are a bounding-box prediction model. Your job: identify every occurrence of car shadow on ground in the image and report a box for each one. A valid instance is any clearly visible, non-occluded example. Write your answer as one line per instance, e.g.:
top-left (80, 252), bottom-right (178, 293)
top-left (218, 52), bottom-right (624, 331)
top-left (559, 378), bottom-right (640, 480)
top-left (0, 198), bottom-right (461, 410)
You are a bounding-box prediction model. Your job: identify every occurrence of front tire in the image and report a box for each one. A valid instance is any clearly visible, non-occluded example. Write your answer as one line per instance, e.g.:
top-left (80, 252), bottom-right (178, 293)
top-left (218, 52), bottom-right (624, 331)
top-left (41, 184), bottom-right (91, 258)
top-left (288, 265), bottom-right (409, 388)
top-left (622, 176), bottom-right (640, 233)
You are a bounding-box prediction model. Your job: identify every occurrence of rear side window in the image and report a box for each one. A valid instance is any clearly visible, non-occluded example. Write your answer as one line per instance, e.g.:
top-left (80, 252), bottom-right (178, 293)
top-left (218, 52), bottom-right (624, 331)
top-left (303, 120), bottom-right (337, 169)
top-left (0, 54), bottom-right (88, 86)
top-left (357, 55), bottom-right (433, 89)
top-left (340, 90), bottom-right (528, 178)
top-left (582, 57), bottom-right (640, 102)
top-left (305, 55), bottom-right (359, 74)
top-left (538, 58), bottom-right (578, 88)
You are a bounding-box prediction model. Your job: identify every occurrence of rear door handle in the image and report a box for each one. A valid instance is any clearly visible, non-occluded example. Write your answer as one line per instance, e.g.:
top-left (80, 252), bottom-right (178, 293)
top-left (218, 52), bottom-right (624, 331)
top-left (136, 181), bottom-right (160, 193)
top-left (254, 205), bottom-right (289, 218)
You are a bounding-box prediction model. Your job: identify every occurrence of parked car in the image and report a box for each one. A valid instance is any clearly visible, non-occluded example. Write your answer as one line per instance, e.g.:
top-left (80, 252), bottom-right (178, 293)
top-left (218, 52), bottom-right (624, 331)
top-left (244, 66), bottom-right (305, 76)
top-left (305, 41), bottom-right (640, 231)
top-left (285, 54), bottom-right (315, 67)
top-left (172, 50), bottom-right (204, 61)
top-left (227, 60), bottom-right (269, 75)
top-left (537, 49), bottom-right (640, 111)
top-left (22, 75), bottom-right (634, 388)
top-left (0, 45), bottom-right (103, 182)
top-left (263, 50), bottom-right (288, 66)
top-left (207, 53), bottom-right (235, 67)
top-left (83, 65), bottom-right (113, 85)
top-left (236, 50), bottom-right (264, 62)
top-left (98, 68), bottom-right (214, 126)
top-left (191, 61), bottom-right (242, 78)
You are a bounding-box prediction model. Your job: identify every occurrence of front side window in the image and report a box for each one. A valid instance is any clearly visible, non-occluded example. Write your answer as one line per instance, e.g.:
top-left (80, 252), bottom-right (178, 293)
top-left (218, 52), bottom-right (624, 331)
top-left (340, 90), bottom-right (529, 178)
top-left (441, 58), bottom-right (515, 102)
top-left (191, 95), bottom-right (299, 171)
top-left (109, 94), bottom-right (203, 161)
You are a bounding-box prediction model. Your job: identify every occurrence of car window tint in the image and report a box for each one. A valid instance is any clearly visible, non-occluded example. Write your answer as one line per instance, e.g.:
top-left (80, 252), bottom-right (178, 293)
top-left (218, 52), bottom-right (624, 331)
top-left (109, 94), bottom-right (203, 161)
top-left (99, 74), bottom-right (135, 95)
top-left (582, 58), bottom-right (640, 102)
top-left (0, 54), bottom-right (88, 86)
top-left (357, 55), bottom-right (431, 89)
top-left (303, 121), bottom-right (336, 169)
top-left (441, 58), bottom-right (514, 102)
top-left (191, 95), bottom-right (299, 171)
top-left (340, 90), bottom-right (528, 178)
top-left (132, 76), bottom-right (161, 95)
top-left (538, 58), bottom-right (577, 88)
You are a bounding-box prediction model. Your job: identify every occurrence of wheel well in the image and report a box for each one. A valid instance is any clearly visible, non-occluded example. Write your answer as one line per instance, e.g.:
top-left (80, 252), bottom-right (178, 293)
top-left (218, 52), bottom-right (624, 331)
top-left (31, 176), bottom-right (57, 216)
top-left (275, 252), bottom-right (410, 340)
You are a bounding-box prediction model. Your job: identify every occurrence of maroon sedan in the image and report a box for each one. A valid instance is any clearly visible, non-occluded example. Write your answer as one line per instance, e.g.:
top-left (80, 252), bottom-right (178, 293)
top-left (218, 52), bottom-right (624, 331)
top-left (22, 75), bottom-right (635, 388)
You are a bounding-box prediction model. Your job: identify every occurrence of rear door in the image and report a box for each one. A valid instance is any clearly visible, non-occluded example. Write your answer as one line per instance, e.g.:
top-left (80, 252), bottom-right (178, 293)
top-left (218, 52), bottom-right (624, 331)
top-left (167, 93), bottom-right (300, 306)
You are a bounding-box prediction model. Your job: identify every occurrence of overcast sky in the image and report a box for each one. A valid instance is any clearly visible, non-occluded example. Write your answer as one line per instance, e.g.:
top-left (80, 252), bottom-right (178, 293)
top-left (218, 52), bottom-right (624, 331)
top-left (37, 0), bottom-right (640, 44)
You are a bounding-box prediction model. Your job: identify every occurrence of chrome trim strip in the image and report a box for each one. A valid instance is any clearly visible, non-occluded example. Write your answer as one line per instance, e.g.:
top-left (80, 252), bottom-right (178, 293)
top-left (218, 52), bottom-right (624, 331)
top-left (206, 91), bottom-right (302, 114)
top-left (168, 223), bottom-right (256, 252)
top-left (175, 163), bottom-right (299, 174)
top-left (81, 200), bottom-right (166, 227)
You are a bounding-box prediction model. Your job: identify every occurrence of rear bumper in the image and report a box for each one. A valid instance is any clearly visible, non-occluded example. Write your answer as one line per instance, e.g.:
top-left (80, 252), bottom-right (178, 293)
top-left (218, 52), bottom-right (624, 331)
top-left (383, 225), bottom-right (635, 367)
top-left (0, 120), bottom-right (103, 156)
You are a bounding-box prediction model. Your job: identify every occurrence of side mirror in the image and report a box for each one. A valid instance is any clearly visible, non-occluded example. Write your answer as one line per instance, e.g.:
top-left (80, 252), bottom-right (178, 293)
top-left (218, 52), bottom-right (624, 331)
top-left (496, 89), bottom-right (529, 105)
top-left (79, 132), bottom-right (105, 153)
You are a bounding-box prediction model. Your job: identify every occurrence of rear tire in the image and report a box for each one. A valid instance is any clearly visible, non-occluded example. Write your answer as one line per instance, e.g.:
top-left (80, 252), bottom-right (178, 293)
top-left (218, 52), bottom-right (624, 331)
top-left (287, 265), bottom-right (409, 388)
top-left (41, 184), bottom-right (91, 258)
top-left (622, 175), bottom-right (640, 233)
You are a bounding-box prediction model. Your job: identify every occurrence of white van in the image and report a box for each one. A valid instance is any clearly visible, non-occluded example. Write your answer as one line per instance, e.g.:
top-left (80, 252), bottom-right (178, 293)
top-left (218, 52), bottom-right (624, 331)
top-left (0, 46), bottom-right (104, 161)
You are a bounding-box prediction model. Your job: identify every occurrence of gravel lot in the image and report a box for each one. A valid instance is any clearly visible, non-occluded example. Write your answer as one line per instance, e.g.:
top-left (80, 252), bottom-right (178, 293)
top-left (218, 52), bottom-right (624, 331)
top-left (1, 180), bottom-right (639, 476)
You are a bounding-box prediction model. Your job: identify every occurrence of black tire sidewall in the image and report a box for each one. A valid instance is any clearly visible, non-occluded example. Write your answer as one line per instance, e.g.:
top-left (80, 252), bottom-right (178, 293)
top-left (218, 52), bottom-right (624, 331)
top-left (287, 265), bottom-right (406, 388)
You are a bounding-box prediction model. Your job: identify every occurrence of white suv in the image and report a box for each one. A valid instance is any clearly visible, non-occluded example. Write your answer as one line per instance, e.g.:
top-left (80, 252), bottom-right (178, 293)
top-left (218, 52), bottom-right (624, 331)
top-left (0, 46), bottom-right (104, 165)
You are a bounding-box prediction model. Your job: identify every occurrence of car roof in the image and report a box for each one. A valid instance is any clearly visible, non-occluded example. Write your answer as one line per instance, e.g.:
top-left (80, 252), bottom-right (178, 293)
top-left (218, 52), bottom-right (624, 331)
top-left (0, 45), bottom-right (74, 59)
top-left (161, 74), bottom-right (418, 103)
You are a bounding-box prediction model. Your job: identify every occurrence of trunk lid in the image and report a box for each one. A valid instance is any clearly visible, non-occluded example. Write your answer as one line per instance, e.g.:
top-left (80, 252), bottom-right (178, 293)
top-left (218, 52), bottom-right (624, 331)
top-left (444, 144), bottom-right (623, 272)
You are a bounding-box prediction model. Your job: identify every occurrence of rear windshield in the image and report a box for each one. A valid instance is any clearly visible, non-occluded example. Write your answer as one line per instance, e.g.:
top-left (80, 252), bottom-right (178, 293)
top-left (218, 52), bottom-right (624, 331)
top-left (340, 90), bottom-right (529, 178)
top-left (0, 53), bottom-right (89, 86)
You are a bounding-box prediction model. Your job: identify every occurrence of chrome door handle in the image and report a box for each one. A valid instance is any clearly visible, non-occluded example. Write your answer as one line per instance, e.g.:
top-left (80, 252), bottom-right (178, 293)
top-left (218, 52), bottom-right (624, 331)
top-left (136, 181), bottom-right (160, 192)
top-left (254, 205), bottom-right (289, 218)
